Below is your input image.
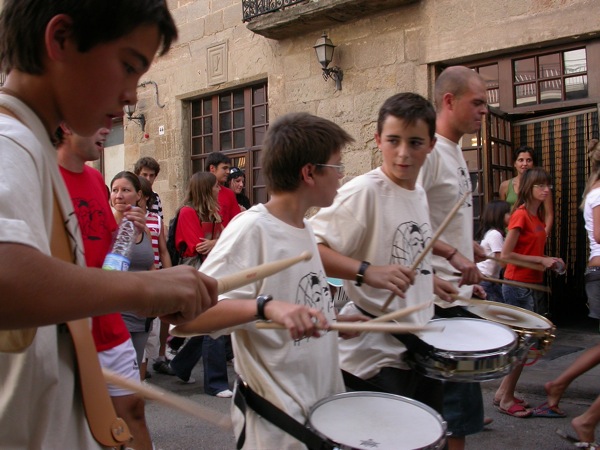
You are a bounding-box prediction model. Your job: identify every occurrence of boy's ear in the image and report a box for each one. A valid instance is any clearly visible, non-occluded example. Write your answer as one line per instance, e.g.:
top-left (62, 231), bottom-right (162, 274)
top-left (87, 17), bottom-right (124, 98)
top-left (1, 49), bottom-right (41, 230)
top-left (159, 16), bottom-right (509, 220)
top-left (300, 163), bottom-right (316, 186)
top-left (374, 132), bottom-right (382, 149)
top-left (427, 136), bottom-right (437, 154)
top-left (45, 14), bottom-right (74, 61)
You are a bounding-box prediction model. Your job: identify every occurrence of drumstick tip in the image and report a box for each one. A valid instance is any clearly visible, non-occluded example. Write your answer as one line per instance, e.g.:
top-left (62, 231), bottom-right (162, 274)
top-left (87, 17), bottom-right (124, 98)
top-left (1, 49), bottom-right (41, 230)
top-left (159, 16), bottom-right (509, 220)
top-left (300, 251), bottom-right (312, 261)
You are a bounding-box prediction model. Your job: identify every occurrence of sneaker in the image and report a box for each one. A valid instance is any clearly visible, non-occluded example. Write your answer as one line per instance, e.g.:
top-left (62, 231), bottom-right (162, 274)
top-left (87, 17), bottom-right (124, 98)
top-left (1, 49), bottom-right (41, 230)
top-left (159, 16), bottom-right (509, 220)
top-left (153, 360), bottom-right (175, 376)
top-left (165, 347), bottom-right (178, 361)
top-left (177, 376), bottom-right (196, 384)
top-left (215, 389), bottom-right (233, 398)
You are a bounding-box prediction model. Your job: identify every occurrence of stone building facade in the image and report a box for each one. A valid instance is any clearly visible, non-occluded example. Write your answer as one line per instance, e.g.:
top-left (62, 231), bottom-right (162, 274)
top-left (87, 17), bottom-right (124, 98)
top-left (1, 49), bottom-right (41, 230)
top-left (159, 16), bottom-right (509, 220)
top-left (113, 0), bottom-right (600, 320)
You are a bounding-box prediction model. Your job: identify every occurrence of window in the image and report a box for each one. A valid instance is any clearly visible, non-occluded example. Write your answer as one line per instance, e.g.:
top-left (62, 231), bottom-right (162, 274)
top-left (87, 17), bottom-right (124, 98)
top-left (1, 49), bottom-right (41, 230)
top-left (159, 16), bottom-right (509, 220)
top-left (475, 64), bottom-right (499, 108)
top-left (514, 48), bottom-right (587, 106)
top-left (467, 41), bottom-right (598, 113)
top-left (190, 83), bottom-right (269, 204)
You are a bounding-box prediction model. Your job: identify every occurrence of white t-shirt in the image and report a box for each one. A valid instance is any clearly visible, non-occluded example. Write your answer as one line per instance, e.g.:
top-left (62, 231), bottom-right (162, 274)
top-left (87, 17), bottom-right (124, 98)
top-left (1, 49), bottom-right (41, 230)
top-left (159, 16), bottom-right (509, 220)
top-left (476, 229), bottom-right (504, 278)
top-left (584, 188), bottom-right (600, 260)
top-left (200, 204), bottom-right (344, 450)
top-left (0, 96), bottom-right (100, 448)
top-left (417, 134), bottom-right (475, 299)
top-left (310, 168), bottom-right (434, 378)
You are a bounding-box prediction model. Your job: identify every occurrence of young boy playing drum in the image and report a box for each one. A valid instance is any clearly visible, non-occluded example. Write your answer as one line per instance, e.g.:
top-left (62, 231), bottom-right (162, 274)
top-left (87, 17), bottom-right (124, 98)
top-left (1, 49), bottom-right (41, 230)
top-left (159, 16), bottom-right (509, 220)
top-left (174, 112), bottom-right (366, 449)
top-left (310, 93), bottom-right (457, 414)
top-left (0, 2), bottom-right (217, 448)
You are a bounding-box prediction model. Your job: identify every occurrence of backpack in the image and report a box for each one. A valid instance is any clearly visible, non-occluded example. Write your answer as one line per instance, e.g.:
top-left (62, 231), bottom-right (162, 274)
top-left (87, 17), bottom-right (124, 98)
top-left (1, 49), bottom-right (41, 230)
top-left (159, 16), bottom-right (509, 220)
top-left (166, 209), bottom-right (187, 266)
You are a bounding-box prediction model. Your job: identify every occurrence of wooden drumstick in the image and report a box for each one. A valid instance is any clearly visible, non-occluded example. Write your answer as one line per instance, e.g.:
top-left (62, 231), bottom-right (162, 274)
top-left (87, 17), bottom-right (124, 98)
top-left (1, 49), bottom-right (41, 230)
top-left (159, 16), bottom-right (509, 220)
top-left (254, 321), bottom-right (436, 334)
top-left (481, 275), bottom-right (551, 293)
top-left (172, 252), bottom-right (313, 337)
top-left (369, 302), bottom-right (432, 323)
top-left (486, 255), bottom-right (545, 272)
top-left (381, 190), bottom-right (471, 311)
top-left (102, 369), bottom-right (232, 429)
top-left (217, 251), bottom-right (312, 294)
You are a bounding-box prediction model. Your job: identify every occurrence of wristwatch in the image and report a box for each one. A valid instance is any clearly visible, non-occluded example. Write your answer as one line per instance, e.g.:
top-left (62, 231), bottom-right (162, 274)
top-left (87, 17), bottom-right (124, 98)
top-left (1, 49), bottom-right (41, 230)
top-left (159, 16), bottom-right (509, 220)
top-left (256, 294), bottom-right (274, 320)
top-left (355, 261), bottom-right (371, 287)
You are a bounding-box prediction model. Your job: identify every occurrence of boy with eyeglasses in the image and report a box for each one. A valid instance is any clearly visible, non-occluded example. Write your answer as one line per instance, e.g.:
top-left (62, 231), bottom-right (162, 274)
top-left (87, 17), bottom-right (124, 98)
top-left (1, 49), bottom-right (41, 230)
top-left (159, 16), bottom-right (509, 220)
top-left (310, 92), bottom-right (457, 415)
top-left (174, 112), bottom-right (366, 449)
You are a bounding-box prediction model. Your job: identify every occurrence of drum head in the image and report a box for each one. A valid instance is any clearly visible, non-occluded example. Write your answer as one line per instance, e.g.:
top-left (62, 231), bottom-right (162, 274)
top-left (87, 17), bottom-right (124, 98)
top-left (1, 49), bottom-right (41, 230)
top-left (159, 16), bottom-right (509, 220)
top-left (309, 392), bottom-right (445, 450)
top-left (418, 318), bottom-right (516, 352)
top-left (465, 300), bottom-right (553, 330)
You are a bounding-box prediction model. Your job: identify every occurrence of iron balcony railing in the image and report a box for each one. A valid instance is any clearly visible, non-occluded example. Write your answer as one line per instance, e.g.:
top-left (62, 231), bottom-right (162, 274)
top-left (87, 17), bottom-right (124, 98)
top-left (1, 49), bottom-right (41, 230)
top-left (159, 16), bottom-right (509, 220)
top-left (242, 0), bottom-right (307, 22)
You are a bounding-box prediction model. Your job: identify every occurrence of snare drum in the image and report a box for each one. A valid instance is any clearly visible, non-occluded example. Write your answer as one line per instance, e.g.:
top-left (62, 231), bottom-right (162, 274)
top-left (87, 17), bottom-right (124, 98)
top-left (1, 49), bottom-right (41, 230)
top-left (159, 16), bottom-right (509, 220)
top-left (464, 300), bottom-right (556, 359)
top-left (406, 318), bottom-right (521, 382)
top-left (308, 392), bottom-right (447, 450)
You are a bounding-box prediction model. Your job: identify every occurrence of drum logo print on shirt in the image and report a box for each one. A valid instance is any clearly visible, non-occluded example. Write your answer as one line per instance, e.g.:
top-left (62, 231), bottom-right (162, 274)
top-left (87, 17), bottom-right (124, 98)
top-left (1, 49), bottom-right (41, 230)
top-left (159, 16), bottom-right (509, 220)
top-left (457, 166), bottom-right (472, 207)
top-left (295, 271), bottom-right (334, 313)
top-left (391, 221), bottom-right (432, 275)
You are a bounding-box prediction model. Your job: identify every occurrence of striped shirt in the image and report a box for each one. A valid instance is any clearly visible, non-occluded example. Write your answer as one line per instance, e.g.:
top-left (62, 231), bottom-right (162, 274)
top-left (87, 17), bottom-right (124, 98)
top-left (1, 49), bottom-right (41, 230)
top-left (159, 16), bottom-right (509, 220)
top-left (146, 212), bottom-right (161, 269)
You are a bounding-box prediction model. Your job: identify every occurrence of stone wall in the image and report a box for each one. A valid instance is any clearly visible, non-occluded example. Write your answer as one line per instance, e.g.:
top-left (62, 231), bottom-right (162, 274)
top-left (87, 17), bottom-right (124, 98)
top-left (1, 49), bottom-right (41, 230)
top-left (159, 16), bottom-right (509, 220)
top-left (127, 0), bottom-right (600, 219)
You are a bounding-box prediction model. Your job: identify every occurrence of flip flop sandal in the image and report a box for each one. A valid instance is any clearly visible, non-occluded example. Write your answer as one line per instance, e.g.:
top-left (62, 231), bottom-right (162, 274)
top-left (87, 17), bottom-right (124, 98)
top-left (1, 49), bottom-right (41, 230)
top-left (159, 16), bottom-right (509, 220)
top-left (556, 428), bottom-right (599, 449)
top-left (497, 403), bottom-right (532, 418)
top-left (493, 396), bottom-right (529, 408)
top-left (532, 402), bottom-right (567, 418)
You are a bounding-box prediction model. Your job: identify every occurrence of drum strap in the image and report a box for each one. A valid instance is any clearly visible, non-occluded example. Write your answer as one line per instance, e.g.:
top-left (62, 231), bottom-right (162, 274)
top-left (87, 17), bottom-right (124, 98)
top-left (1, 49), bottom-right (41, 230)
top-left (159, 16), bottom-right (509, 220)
top-left (433, 304), bottom-right (482, 319)
top-left (233, 377), bottom-right (335, 450)
top-left (341, 369), bottom-right (387, 393)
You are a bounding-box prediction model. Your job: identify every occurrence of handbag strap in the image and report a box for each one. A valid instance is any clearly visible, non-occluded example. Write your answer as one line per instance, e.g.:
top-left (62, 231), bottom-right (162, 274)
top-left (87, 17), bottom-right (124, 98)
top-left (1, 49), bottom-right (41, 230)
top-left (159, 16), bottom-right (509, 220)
top-left (233, 377), bottom-right (334, 450)
top-left (51, 194), bottom-right (132, 447)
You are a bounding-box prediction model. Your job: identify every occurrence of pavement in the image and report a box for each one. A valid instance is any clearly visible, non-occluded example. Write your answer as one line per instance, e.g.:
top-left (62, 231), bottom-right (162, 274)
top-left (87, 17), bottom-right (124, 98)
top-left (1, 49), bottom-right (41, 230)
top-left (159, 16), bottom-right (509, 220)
top-left (144, 319), bottom-right (600, 450)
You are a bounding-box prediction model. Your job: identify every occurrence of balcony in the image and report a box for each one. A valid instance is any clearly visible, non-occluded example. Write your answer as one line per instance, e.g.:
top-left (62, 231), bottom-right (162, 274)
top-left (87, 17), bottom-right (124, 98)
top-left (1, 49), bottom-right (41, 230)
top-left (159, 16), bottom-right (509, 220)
top-left (242, 0), bottom-right (420, 40)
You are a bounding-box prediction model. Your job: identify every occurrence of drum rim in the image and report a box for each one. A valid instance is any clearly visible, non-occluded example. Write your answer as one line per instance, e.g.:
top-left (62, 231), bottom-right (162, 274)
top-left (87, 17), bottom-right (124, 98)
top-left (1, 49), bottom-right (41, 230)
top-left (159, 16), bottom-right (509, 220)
top-left (309, 391), bottom-right (443, 420)
top-left (308, 391), bottom-right (447, 449)
top-left (464, 299), bottom-right (555, 331)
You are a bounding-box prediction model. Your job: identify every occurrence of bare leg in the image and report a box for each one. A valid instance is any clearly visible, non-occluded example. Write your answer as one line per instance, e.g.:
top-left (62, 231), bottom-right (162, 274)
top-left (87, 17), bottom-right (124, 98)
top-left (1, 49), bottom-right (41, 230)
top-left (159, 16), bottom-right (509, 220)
top-left (546, 343), bottom-right (600, 407)
top-left (447, 436), bottom-right (465, 450)
top-left (497, 364), bottom-right (525, 410)
top-left (572, 395), bottom-right (600, 444)
top-left (158, 319), bottom-right (169, 358)
top-left (139, 359), bottom-right (148, 381)
top-left (112, 394), bottom-right (153, 450)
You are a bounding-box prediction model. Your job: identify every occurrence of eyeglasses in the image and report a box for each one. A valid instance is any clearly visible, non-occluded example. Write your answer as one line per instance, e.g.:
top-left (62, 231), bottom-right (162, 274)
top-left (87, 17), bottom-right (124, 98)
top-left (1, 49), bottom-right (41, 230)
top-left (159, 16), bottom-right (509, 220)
top-left (230, 167), bottom-right (244, 176)
top-left (533, 184), bottom-right (553, 190)
top-left (315, 163), bottom-right (345, 175)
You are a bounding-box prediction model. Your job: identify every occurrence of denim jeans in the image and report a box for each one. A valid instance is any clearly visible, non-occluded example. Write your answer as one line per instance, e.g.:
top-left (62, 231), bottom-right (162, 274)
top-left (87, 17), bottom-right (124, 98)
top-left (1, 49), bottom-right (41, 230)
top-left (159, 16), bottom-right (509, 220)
top-left (170, 335), bottom-right (229, 395)
top-left (480, 280), bottom-right (504, 303)
top-left (502, 283), bottom-right (534, 312)
top-left (585, 269), bottom-right (600, 319)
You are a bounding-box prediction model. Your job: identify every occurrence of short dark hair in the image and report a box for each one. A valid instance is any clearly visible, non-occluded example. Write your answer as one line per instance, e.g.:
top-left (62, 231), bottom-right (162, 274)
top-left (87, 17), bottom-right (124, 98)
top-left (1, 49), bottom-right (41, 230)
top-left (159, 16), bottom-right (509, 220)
top-left (0, 0), bottom-right (177, 74)
top-left (205, 152), bottom-right (231, 171)
top-left (513, 145), bottom-right (537, 166)
top-left (262, 112), bottom-right (354, 193)
top-left (134, 156), bottom-right (161, 176)
top-left (377, 93), bottom-right (436, 140)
